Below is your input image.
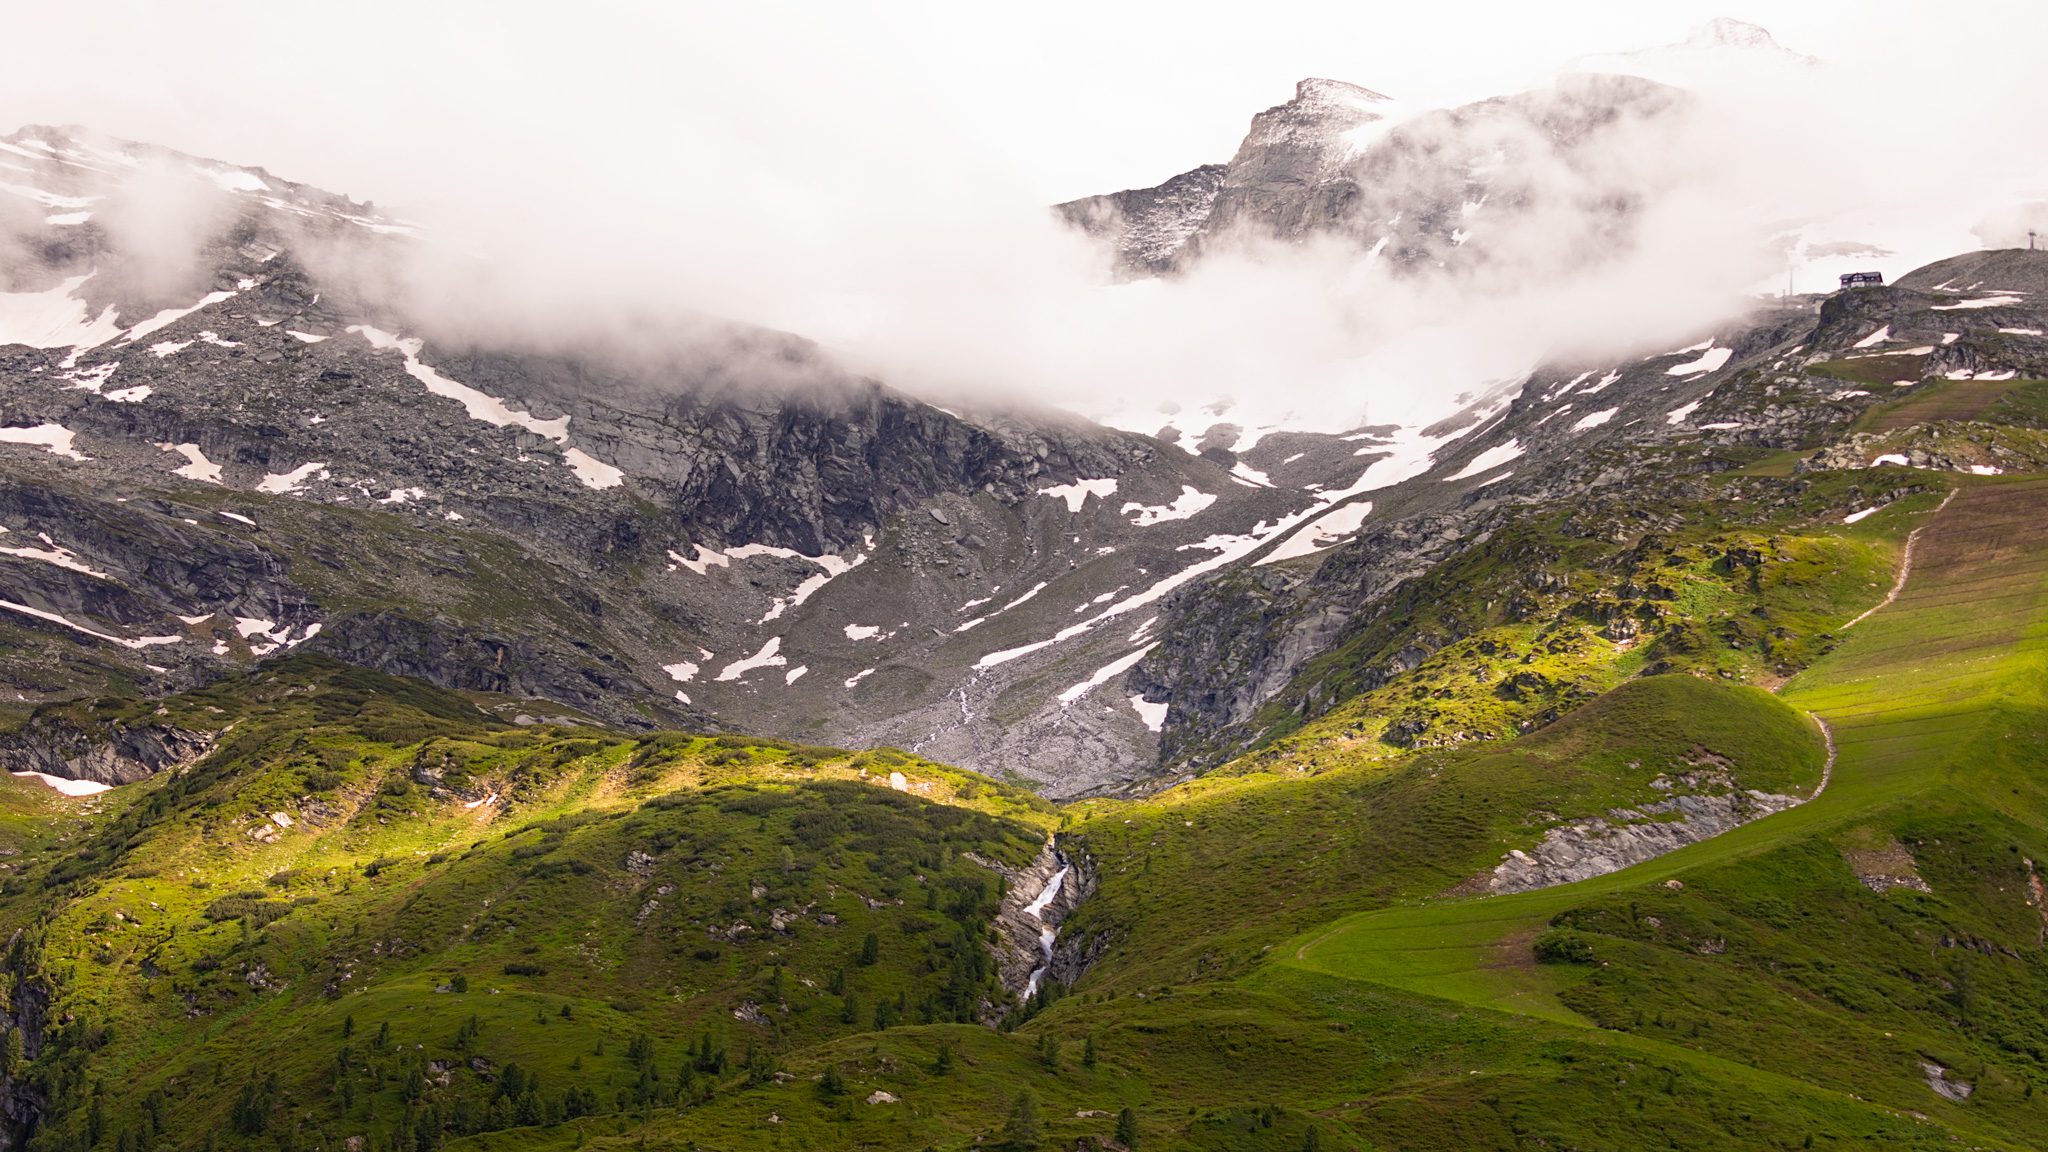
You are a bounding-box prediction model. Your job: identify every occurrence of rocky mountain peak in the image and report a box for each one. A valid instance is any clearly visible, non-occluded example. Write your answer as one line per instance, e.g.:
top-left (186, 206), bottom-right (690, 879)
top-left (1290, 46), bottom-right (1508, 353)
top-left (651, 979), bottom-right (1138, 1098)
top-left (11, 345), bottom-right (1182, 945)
top-left (1231, 77), bottom-right (1399, 176)
top-left (1288, 77), bottom-right (1396, 111)
top-left (1567, 17), bottom-right (1816, 83)
top-left (1683, 16), bottom-right (1784, 50)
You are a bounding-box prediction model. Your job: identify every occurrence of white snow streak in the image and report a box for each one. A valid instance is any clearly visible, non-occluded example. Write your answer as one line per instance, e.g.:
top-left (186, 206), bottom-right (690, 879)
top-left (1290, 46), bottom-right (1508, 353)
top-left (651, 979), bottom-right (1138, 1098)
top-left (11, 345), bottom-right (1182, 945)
top-left (1058, 643), bottom-right (1158, 706)
top-left (0, 423), bottom-right (86, 460)
top-left (1445, 440), bottom-right (1524, 479)
top-left (1122, 485), bottom-right (1216, 526)
top-left (715, 637), bottom-right (786, 682)
top-left (1038, 478), bottom-right (1118, 512)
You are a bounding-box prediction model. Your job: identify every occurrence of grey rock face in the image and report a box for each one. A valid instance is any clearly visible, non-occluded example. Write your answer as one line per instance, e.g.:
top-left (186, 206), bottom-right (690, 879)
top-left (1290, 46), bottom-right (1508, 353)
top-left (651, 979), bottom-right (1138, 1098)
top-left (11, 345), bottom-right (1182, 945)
top-left (977, 841), bottom-right (1093, 1010)
top-left (0, 715), bottom-right (214, 786)
top-left (1056, 165), bottom-right (1226, 276)
top-left (1488, 787), bottom-right (1803, 894)
top-left (1058, 73), bottom-right (1685, 280)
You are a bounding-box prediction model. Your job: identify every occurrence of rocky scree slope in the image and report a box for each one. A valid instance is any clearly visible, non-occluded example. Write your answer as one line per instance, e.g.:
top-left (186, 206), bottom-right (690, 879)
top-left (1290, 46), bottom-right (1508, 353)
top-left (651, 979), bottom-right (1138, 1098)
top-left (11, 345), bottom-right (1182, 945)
top-left (1130, 251), bottom-right (2048, 777)
top-left (0, 126), bottom-right (1326, 792)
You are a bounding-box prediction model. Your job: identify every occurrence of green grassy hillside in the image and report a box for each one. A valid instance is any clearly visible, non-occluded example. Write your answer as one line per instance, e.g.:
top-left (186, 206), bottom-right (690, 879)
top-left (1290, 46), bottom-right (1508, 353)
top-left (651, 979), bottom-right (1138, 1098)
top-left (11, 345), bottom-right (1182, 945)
top-left (10, 347), bottom-right (2048, 1150)
top-left (0, 659), bottom-right (1057, 1152)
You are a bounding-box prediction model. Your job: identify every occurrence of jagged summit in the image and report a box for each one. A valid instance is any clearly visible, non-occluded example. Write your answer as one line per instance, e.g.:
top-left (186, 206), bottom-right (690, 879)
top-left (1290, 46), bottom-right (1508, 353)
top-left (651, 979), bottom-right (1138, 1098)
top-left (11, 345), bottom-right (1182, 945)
top-left (1284, 77), bottom-right (1396, 111)
top-left (1568, 16), bottom-right (1817, 83)
top-left (1683, 16), bottom-right (1790, 50)
top-left (1, 123), bottom-right (395, 223)
top-left (1231, 77), bottom-right (1400, 169)
top-left (1059, 70), bottom-right (1682, 282)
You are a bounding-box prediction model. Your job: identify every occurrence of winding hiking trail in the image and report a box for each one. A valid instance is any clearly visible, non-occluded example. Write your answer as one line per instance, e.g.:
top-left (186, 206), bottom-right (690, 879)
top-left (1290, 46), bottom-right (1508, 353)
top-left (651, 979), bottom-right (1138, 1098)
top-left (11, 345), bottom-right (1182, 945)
top-left (1292, 479), bottom-right (2018, 979)
top-left (1809, 712), bottom-right (1836, 798)
top-left (1843, 488), bottom-right (1957, 630)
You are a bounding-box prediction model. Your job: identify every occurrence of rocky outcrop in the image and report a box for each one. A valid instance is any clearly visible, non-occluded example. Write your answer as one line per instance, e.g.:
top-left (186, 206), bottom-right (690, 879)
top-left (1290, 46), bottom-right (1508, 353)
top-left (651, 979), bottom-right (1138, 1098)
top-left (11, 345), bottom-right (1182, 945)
top-left (1132, 507), bottom-right (1490, 771)
top-left (1489, 784), bottom-right (1802, 894)
top-left (0, 931), bottom-right (50, 1150)
top-left (977, 839), bottom-right (1094, 1012)
top-left (0, 714), bottom-right (215, 786)
top-left (1061, 72), bottom-right (1687, 279)
top-left (1056, 165), bottom-right (1226, 277)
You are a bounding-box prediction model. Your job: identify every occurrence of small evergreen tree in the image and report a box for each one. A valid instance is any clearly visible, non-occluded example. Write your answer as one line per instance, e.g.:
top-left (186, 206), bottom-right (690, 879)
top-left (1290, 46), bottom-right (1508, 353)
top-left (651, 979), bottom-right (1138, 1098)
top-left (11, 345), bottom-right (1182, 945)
top-left (1083, 1034), bottom-right (1098, 1068)
top-left (858, 932), bottom-right (880, 966)
top-left (1116, 1106), bottom-right (1138, 1149)
top-left (1004, 1091), bottom-right (1041, 1149)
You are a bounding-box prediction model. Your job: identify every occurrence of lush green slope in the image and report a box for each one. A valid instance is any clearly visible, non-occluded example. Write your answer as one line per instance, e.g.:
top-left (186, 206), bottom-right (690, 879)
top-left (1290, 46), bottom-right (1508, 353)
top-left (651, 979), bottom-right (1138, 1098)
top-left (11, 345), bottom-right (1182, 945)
top-left (1058, 674), bottom-right (1824, 993)
top-left (9, 369), bottom-right (2048, 1150)
top-left (0, 659), bottom-right (1057, 1152)
top-left (1282, 475), bottom-right (2048, 1147)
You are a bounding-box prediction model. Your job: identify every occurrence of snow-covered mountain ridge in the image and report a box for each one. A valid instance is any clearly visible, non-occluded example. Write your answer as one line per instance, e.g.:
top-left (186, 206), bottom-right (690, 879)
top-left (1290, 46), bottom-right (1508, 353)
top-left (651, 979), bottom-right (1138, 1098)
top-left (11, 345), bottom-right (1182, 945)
top-left (6, 24), bottom-right (2048, 795)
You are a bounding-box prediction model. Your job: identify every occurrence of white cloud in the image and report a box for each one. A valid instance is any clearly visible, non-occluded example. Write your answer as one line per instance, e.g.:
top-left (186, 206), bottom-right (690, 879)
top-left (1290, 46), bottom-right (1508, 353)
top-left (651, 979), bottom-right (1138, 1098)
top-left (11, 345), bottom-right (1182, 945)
top-left (3, 2), bottom-right (2046, 434)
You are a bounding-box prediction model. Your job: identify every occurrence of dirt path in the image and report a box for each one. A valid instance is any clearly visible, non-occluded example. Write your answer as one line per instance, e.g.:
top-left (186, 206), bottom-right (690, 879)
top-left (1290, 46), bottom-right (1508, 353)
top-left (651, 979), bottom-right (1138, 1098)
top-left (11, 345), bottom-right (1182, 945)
top-left (1843, 489), bottom-right (1957, 630)
top-left (1810, 713), bottom-right (1836, 798)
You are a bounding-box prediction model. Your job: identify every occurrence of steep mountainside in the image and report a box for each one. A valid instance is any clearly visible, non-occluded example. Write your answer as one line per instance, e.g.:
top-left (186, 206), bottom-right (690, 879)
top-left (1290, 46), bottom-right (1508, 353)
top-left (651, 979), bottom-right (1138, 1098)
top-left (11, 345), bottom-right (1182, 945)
top-left (4, 296), bottom-right (2047, 1147)
top-left (1057, 72), bottom-right (1684, 279)
top-left (0, 126), bottom-right (1338, 793)
top-left (10, 73), bottom-right (2048, 1151)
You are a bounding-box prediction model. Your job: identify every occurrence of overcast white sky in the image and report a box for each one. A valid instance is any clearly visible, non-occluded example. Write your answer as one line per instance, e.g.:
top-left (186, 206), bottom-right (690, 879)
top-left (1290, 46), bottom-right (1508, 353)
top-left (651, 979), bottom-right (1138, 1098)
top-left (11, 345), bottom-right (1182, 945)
top-left (0, 1), bottom-right (1996, 206)
top-left (6, 2), bottom-right (2045, 431)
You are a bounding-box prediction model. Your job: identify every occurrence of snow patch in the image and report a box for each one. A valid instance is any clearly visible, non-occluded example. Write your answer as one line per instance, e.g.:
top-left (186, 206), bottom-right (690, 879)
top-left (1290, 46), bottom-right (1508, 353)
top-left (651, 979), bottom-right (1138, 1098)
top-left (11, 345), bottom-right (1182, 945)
top-left (1129, 695), bottom-right (1168, 732)
top-left (759, 549), bottom-right (869, 624)
top-left (563, 448), bottom-right (624, 490)
top-left (1446, 440), bottom-right (1524, 479)
top-left (669, 545), bottom-right (728, 575)
top-left (1229, 461), bottom-right (1275, 487)
top-left (1931, 295), bottom-right (2024, 310)
top-left (1038, 478), bottom-right (1117, 513)
top-left (11, 771), bottom-right (112, 797)
top-left (0, 600), bottom-right (180, 649)
top-left (121, 291), bottom-right (235, 344)
top-left (0, 536), bottom-right (109, 578)
top-left (1665, 346), bottom-right (1733, 376)
top-left (0, 424), bottom-right (87, 460)
top-left (716, 637), bottom-right (787, 682)
top-left (1579, 369), bottom-right (1622, 395)
top-left (256, 462), bottom-right (328, 495)
top-left (1256, 501), bottom-right (1372, 566)
top-left (0, 273), bottom-right (122, 351)
top-left (1058, 644), bottom-right (1158, 706)
top-left (1121, 485), bottom-right (1216, 526)
top-left (352, 325), bottom-right (624, 489)
top-left (1573, 408), bottom-right (1620, 431)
